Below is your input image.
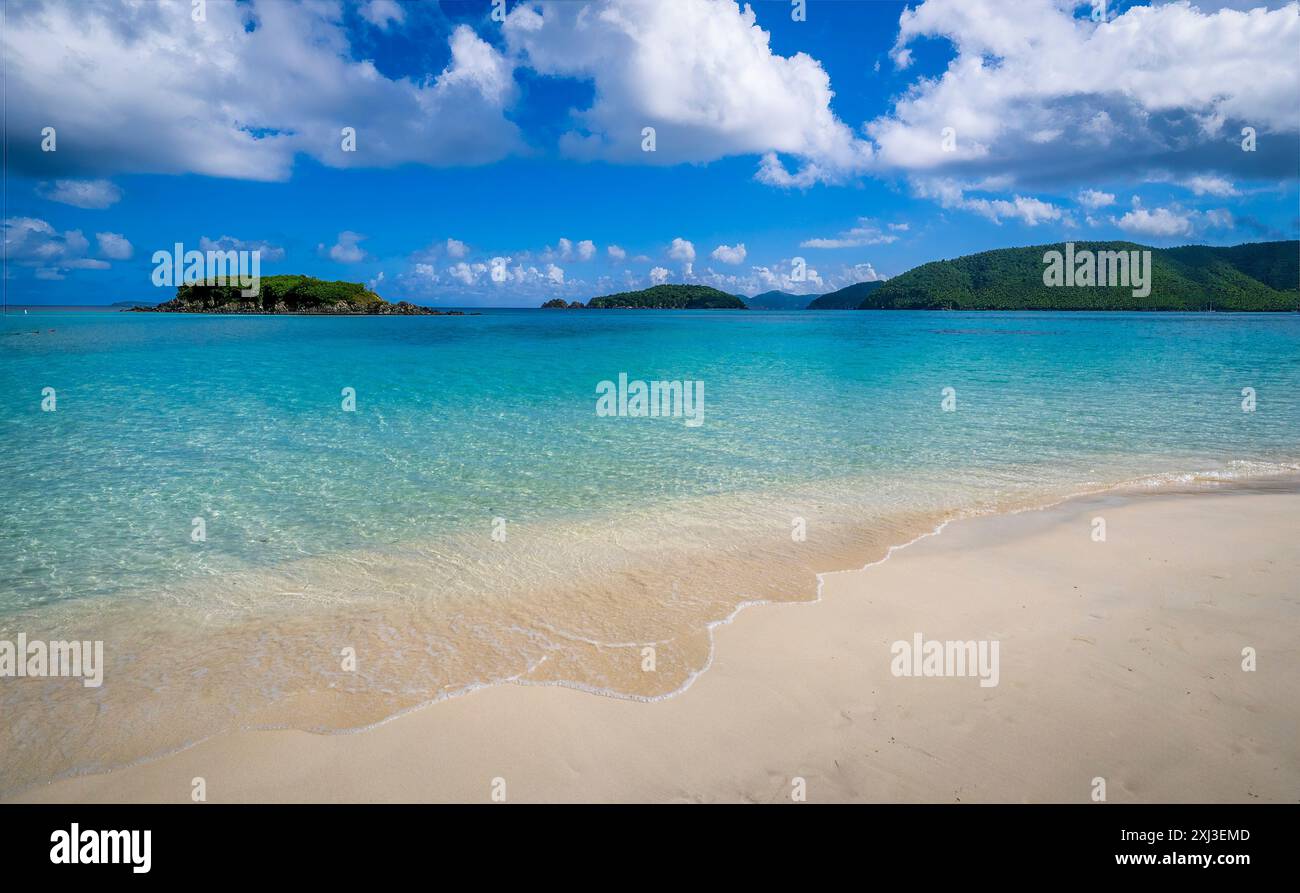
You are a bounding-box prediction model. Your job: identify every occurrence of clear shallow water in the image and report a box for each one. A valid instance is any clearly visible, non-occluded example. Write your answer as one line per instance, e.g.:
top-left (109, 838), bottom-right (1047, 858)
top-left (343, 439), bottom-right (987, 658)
top-left (2, 309), bottom-right (1299, 793)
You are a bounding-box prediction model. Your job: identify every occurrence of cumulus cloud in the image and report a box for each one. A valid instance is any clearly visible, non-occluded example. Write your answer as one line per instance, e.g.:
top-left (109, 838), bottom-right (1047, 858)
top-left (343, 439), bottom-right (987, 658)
top-left (390, 241), bottom-right (602, 304)
top-left (801, 219), bottom-right (899, 249)
top-left (1077, 189), bottom-right (1116, 210)
top-left (543, 237), bottom-right (595, 262)
top-left (868, 0), bottom-right (1300, 187)
top-left (1114, 206), bottom-right (1195, 238)
top-left (36, 179), bottom-right (123, 209)
top-left (95, 232), bottom-right (133, 260)
top-left (359, 0), bottom-right (405, 30)
top-left (914, 177), bottom-right (1066, 226)
top-left (668, 237), bottom-right (696, 263)
top-left (3, 1), bottom-right (523, 180)
top-left (1183, 175), bottom-right (1238, 197)
top-left (693, 258), bottom-right (884, 296)
top-left (710, 243), bottom-right (747, 264)
top-left (649, 266), bottom-right (670, 284)
top-left (1113, 203), bottom-right (1237, 239)
top-left (3, 216), bottom-right (115, 276)
top-left (503, 0), bottom-right (873, 186)
top-left (445, 238), bottom-right (470, 259)
top-left (448, 261), bottom-right (487, 285)
top-left (607, 245), bottom-right (627, 261)
top-left (6, 0), bottom-right (1294, 208)
top-left (322, 231), bottom-right (369, 263)
top-left (199, 235), bottom-right (286, 261)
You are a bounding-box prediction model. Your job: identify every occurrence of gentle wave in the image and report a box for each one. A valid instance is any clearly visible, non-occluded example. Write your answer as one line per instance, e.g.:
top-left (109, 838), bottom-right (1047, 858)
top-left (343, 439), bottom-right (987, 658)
top-left (3, 458), bottom-right (1299, 798)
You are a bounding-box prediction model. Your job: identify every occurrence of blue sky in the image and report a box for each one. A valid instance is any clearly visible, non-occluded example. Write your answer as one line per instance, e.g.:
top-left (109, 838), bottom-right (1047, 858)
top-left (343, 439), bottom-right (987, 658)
top-left (4, 0), bottom-right (1298, 306)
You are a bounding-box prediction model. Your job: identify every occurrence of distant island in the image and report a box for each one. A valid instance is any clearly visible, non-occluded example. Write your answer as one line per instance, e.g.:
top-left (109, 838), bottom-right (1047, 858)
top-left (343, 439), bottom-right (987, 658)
top-left (745, 290), bottom-right (812, 310)
top-left (856, 240), bottom-right (1298, 311)
top-left (543, 240), bottom-right (1298, 313)
top-left (544, 284), bottom-right (746, 309)
top-left (131, 275), bottom-right (455, 314)
top-left (806, 281), bottom-right (885, 309)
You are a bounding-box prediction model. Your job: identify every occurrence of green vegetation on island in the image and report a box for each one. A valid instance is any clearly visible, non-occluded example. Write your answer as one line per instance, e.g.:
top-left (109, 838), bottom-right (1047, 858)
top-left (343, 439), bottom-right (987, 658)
top-left (806, 280), bottom-right (885, 309)
top-left (857, 241), bottom-right (1298, 311)
top-left (133, 275), bottom-right (451, 314)
top-left (744, 290), bottom-right (813, 310)
top-left (563, 284), bottom-right (747, 309)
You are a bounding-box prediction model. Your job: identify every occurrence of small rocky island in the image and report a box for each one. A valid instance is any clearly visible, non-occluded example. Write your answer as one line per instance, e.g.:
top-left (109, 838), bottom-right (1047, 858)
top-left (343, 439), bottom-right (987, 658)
top-left (131, 275), bottom-right (458, 315)
top-left (542, 284), bottom-right (746, 309)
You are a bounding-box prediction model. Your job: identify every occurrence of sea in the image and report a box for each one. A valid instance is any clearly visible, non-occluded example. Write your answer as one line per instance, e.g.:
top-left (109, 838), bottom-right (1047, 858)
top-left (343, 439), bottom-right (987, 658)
top-left (2, 306), bottom-right (1298, 794)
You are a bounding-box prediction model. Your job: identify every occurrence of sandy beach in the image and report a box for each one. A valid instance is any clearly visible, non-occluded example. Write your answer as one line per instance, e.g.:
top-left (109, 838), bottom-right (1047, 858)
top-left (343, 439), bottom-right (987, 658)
top-left (11, 482), bottom-right (1298, 804)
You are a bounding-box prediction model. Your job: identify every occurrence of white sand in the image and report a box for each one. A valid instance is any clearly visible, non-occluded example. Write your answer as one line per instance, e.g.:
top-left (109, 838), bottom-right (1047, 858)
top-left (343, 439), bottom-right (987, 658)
top-left (11, 484), bottom-right (1298, 803)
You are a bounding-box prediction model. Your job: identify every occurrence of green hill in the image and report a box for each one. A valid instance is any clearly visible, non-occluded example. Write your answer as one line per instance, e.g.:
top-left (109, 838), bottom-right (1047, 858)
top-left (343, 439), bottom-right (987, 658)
top-left (807, 280), bottom-right (885, 309)
top-left (583, 284), bottom-right (746, 309)
top-left (858, 241), bottom-right (1298, 311)
top-left (745, 290), bottom-right (814, 310)
top-left (137, 275), bottom-right (439, 314)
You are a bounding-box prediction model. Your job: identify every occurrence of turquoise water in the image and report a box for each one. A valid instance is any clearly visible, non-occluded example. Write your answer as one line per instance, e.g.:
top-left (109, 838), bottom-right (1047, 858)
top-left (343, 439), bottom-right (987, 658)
top-left (1, 308), bottom-right (1298, 792)
top-left (5, 309), bottom-right (1298, 610)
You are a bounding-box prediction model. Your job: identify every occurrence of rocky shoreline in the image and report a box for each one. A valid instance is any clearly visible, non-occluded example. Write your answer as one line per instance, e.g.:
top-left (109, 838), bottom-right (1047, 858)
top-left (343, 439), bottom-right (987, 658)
top-left (129, 299), bottom-right (463, 315)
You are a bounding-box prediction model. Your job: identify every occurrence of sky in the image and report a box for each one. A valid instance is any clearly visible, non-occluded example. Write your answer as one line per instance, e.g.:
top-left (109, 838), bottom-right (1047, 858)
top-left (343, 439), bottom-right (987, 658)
top-left (3, 0), bottom-right (1299, 306)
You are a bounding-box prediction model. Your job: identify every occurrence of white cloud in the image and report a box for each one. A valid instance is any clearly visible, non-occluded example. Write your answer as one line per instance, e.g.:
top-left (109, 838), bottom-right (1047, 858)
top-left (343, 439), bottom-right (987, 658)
top-left (1077, 189), bottom-right (1116, 209)
top-left (3, 216), bottom-right (115, 275)
top-left (446, 238), bottom-right (470, 259)
top-left (323, 231), bottom-right (369, 263)
top-left (694, 258), bottom-right (884, 296)
top-left (607, 244), bottom-right (627, 261)
top-left (914, 177), bottom-right (1066, 226)
top-left (1184, 175), bottom-right (1238, 197)
top-left (3, 3), bottom-right (522, 180)
top-left (868, 0), bottom-right (1300, 184)
top-left (668, 237), bottom-right (696, 263)
top-left (801, 218), bottom-right (898, 249)
top-left (6, 0), bottom-right (1294, 204)
top-left (649, 266), bottom-right (670, 284)
top-left (710, 243), bottom-right (747, 264)
top-left (359, 0), bottom-right (405, 31)
top-left (504, 0), bottom-right (873, 186)
top-left (95, 232), bottom-right (133, 260)
top-left (543, 237), bottom-right (579, 261)
top-left (576, 239), bottom-right (596, 261)
top-left (36, 179), bottom-right (122, 209)
top-left (198, 235), bottom-right (286, 261)
top-left (1114, 206), bottom-right (1195, 238)
top-left (546, 263), bottom-right (565, 285)
top-left (448, 261), bottom-right (487, 285)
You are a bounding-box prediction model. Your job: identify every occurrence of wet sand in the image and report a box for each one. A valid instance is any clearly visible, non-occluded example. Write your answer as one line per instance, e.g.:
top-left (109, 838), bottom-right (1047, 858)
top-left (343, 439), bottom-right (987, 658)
top-left (12, 482), bottom-right (1298, 803)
